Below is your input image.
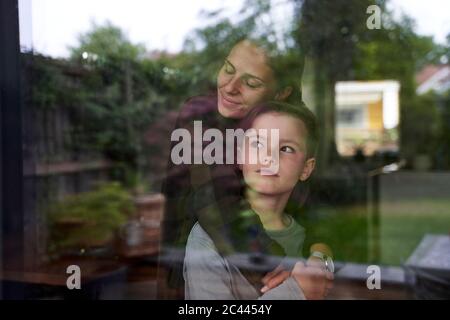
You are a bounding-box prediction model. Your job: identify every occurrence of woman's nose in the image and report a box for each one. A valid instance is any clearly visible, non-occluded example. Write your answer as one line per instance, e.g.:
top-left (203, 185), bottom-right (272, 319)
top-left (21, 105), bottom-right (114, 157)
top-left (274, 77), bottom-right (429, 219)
top-left (224, 76), bottom-right (241, 95)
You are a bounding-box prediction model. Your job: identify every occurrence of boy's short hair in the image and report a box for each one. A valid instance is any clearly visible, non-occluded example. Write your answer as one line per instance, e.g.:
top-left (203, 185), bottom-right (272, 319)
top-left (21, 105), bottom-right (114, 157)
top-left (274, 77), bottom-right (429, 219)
top-left (239, 101), bottom-right (319, 159)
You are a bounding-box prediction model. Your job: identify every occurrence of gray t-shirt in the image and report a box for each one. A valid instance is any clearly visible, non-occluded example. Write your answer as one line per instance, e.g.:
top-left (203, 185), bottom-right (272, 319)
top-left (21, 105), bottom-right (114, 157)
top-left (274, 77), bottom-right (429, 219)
top-left (183, 219), bottom-right (306, 300)
top-left (265, 215), bottom-right (305, 258)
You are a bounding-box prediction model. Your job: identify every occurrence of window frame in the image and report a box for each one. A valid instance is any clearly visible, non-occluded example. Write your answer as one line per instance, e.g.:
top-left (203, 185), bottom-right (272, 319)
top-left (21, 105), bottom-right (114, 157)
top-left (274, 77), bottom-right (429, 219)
top-left (1, 0), bottom-right (25, 298)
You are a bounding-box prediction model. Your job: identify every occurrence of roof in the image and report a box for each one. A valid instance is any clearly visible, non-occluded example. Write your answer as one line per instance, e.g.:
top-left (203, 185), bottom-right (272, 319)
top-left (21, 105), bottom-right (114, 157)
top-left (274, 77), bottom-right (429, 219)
top-left (416, 65), bottom-right (443, 85)
top-left (416, 64), bottom-right (450, 95)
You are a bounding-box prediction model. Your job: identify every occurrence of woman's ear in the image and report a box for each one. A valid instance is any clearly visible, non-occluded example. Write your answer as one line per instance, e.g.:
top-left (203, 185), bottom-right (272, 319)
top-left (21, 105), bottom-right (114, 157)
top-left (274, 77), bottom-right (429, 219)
top-left (300, 157), bottom-right (315, 181)
top-left (274, 86), bottom-right (293, 101)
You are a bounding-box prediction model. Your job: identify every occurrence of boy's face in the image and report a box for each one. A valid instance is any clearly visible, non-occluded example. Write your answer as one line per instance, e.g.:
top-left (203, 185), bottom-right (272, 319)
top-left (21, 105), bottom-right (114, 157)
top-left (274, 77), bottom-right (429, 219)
top-left (241, 112), bottom-right (315, 196)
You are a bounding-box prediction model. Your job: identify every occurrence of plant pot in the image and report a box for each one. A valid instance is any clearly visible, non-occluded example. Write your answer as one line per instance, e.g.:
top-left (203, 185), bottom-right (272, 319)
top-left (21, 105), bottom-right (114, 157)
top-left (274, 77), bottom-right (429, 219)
top-left (115, 193), bottom-right (165, 258)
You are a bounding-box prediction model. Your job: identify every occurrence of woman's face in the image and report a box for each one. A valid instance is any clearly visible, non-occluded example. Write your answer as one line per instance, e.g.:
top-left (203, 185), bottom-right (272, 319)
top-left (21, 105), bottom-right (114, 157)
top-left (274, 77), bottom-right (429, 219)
top-left (217, 41), bottom-right (278, 119)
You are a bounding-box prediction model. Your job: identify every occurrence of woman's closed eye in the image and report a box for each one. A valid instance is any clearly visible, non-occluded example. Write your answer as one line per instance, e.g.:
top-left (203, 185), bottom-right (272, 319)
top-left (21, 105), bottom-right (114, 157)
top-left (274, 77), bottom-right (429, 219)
top-left (244, 76), bottom-right (264, 89)
top-left (223, 61), bottom-right (235, 74)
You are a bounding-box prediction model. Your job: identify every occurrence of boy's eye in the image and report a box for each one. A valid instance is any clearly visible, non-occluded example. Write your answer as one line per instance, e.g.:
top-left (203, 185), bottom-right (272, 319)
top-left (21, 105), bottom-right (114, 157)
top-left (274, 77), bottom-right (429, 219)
top-left (280, 146), bottom-right (295, 153)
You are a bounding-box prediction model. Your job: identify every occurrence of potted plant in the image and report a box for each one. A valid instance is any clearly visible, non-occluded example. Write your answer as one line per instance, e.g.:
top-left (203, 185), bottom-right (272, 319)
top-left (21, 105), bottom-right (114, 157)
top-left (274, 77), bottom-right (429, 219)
top-left (46, 182), bottom-right (134, 259)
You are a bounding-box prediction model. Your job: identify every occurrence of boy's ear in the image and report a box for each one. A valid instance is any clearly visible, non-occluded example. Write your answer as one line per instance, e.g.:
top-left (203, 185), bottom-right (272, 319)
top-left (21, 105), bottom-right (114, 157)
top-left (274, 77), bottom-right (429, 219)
top-left (274, 86), bottom-right (293, 101)
top-left (300, 157), bottom-right (315, 181)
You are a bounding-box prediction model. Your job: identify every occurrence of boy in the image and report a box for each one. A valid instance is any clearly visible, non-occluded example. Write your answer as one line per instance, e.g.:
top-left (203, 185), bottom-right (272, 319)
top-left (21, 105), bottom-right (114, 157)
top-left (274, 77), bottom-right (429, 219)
top-left (183, 101), bottom-right (333, 299)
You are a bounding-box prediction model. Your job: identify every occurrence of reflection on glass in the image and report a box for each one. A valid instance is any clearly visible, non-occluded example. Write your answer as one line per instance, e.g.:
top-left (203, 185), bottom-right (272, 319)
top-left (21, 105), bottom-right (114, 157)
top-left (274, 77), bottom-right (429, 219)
top-left (2, 0), bottom-right (449, 300)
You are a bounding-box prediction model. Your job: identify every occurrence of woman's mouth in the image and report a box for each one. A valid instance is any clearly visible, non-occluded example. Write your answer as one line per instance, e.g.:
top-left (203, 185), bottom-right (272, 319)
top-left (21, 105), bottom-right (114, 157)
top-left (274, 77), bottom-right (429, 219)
top-left (219, 92), bottom-right (242, 110)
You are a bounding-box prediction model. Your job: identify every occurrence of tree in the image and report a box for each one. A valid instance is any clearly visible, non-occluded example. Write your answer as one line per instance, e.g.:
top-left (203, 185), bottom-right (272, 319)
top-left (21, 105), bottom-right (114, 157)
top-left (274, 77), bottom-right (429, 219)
top-left (292, 0), bottom-right (445, 170)
top-left (294, 0), bottom-right (374, 173)
top-left (351, 9), bottom-right (444, 167)
top-left (68, 22), bottom-right (168, 187)
top-left (70, 21), bottom-right (145, 62)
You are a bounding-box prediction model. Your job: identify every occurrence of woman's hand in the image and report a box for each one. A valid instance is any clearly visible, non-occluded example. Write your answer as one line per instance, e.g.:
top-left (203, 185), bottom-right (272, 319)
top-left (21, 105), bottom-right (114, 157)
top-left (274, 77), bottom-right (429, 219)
top-left (291, 257), bottom-right (334, 300)
top-left (260, 241), bottom-right (334, 298)
top-left (260, 256), bottom-right (335, 297)
top-left (260, 264), bottom-right (291, 293)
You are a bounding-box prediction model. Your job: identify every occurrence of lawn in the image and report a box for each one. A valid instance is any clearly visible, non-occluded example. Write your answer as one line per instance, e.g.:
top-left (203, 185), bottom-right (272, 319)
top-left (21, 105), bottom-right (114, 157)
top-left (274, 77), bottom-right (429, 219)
top-left (299, 199), bottom-right (450, 266)
top-left (379, 199), bottom-right (450, 265)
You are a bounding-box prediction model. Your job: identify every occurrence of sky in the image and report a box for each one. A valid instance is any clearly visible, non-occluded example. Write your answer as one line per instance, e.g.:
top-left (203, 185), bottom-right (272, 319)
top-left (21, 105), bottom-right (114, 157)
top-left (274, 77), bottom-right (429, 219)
top-left (388, 0), bottom-right (450, 43)
top-left (19, 0), bottom-right (450, 58)
top-left (19, 0), bottom-right (244, 57)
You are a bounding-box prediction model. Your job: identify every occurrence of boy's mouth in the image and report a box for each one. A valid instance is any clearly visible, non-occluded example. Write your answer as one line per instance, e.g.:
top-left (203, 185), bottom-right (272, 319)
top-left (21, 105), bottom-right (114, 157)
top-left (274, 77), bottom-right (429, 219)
top-left (257, 168), bottom-right (279, 176)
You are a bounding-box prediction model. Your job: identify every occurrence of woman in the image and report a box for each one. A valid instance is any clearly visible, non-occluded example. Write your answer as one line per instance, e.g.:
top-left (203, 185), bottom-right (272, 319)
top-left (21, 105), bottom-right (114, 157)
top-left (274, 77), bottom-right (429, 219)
top-left (158, 37), bottom-right (306, 298)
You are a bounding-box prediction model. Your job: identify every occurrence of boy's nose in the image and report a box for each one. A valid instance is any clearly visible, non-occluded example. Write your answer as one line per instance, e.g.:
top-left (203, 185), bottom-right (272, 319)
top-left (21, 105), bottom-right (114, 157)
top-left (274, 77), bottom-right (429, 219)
top-left (262, 156), bottom-right (274, 165)
top-left (261, 154), bottom-right (279, 166)
top-left (260, 155), bottom-right (279, 175)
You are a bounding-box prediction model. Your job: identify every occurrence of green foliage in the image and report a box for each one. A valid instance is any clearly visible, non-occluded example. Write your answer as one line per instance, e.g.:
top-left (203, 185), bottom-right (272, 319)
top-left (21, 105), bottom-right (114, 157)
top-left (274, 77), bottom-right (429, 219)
top-left (177, 0), bottom-right (306, 103)
top-left (296, 0), bottom-right (374, 81)
top-left (351, 14), bottom-right (442, 162)
top-left (402, 92), bottom-right (442, 157)
top-left (299, 205), bottom-right (369, 264)
top-left (31, 22), bottom-right (193, 184)
top-left (69, 21), bottom-right (145, 62)
top-left (47, 182), bottom-right (134, 254)
top-left (28, 56), bottom-right (83, 108)
top-left (67, 26), bottom-right (157, 170)
top-left (292, 0), bottom-right (447, 167)
top-left (30, 2), bottom-right (449, 172)
top-left (354, 14), bottom-right (437, 85)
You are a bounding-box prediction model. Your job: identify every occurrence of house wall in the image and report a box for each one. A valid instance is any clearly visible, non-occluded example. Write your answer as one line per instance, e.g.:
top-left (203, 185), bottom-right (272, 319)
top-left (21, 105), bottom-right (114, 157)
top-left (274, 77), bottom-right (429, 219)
top-left (368, 99), bottom-right (383, 131)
